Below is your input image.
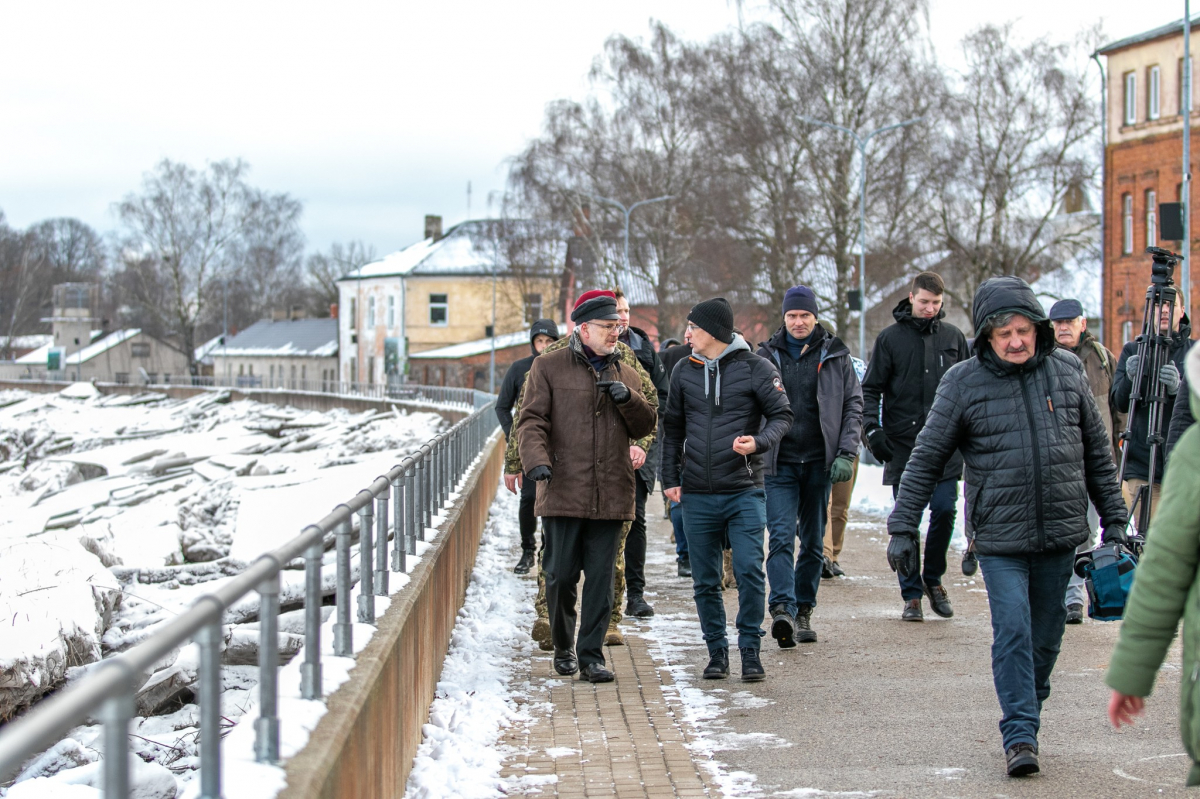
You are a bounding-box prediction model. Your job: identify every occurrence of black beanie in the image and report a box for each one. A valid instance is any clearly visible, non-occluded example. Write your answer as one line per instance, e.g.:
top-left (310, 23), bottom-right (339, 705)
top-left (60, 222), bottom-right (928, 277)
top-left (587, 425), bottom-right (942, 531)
top-left (782, 285), bottom-right (819, 317)
top-left (689, 298), bottom-right (734, 344)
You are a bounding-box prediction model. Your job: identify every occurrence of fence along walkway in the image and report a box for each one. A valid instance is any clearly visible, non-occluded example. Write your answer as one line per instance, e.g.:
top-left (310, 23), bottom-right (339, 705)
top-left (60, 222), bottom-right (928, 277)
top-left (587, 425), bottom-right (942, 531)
top-left (0, 385), bottom-right (499, 798)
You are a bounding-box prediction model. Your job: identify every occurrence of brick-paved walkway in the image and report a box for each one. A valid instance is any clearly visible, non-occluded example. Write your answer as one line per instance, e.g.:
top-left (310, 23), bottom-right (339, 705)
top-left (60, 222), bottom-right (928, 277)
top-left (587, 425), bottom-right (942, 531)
top-left (499, 616), bottom-right (717, 798)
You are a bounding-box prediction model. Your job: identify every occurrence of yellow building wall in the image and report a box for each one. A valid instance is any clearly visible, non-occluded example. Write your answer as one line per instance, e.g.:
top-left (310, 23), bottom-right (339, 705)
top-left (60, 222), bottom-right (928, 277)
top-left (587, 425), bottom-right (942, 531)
top-left (405, 275), bottom-right (561, 354)
top-left (1108, 32), bottom-right (1199, 146)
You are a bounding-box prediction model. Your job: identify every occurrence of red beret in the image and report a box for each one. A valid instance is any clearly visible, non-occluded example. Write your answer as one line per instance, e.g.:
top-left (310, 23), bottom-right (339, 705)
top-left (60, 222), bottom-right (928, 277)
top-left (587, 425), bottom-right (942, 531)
top-left (573, 289), bottom-right (616, 310)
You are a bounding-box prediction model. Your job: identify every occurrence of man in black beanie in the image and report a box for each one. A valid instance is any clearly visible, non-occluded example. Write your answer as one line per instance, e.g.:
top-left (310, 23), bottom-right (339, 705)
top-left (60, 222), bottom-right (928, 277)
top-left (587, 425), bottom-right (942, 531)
top-left (662, 297), bottom-right (794, 681)
top-left (757, 285), bottom-right (862, 647)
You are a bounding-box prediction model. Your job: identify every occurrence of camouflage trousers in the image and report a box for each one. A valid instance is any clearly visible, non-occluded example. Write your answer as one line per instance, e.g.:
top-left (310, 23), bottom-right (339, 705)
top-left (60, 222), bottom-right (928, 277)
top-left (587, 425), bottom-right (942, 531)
top-left (535, 520), bottom-right (632, 625)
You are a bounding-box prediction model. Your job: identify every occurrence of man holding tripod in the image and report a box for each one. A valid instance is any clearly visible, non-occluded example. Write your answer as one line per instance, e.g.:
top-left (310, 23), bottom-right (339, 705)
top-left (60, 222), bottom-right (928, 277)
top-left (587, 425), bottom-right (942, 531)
top-left (1111, 285), bottom-right (1192, 522)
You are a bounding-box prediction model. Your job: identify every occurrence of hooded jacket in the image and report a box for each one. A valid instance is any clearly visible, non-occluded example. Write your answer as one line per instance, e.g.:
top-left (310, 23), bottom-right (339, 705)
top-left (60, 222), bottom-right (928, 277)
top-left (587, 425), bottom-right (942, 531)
top-left (1111, 315), bottom-right (1194, 482)
top-left (888, 276), bottom-right (1127, 556)
top-left (661, 334), bottom-right (793, 494)
top-left (1106, 346), bottom-right (1200, 786)
top-left (496, 318), bottom-right (560, 437)
top-left (756, 324), bottom-right (864, 473)
top-left (517, 330), bottom-right (657, 520)
top-left (861, 298), bottom-right (970, 485)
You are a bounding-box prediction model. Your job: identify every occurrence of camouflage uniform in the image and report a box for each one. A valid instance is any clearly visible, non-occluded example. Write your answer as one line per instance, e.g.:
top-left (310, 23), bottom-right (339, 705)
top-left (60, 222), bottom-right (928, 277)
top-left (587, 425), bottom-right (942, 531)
top-left (505, 335), bottom-right (658, 628)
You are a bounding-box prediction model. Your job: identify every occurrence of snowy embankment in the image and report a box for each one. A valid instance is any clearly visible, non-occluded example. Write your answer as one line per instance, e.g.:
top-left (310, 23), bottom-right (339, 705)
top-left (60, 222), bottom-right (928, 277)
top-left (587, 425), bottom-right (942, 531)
top-left (0, 386), bottom-right (444, 798)
top-left (850, 463), bottom-right (968, 548)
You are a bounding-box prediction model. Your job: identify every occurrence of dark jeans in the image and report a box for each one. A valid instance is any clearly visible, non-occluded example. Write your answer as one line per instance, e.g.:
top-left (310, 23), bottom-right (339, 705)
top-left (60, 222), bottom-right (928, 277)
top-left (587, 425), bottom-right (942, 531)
top-left (670, 500), bottom-right (687, 560)
top-left (892, 479), bottom-right (958, 601)
top-left (765, 461), bottom-right (831, 615)
top-left (518, 475), bottom-right (537, 551)
top-left (681, 490), bottom-right (767, 654)
top-left (626, 477), bottom-right (649, 597)
top-left (542, 516), bottom-right (623, 668)
top-left (978, 549), bottom-right (1075, 749)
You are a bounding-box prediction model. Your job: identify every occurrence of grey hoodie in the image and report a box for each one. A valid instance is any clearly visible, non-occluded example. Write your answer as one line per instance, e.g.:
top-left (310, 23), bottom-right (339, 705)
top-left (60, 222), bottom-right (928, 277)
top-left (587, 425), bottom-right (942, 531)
top-left (690, 334), bottom-right (752, 407)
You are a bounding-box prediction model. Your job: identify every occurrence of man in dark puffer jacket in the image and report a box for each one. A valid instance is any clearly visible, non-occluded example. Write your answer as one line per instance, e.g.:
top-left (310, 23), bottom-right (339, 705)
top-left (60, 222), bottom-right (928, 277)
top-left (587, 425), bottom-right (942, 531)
top-left (887, 276), bottom-right (1127, 778)
top-left (662, 298), bottom-right (793, 682)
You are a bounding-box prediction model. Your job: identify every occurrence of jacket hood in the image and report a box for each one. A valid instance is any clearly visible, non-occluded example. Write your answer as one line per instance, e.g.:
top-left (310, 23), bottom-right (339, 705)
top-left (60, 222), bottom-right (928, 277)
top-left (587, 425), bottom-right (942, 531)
top-left (529, 318), bottom-right (560, 356)
top-left (893, 297), bottom-right (944, 332)
top-left (691, 333), bottom-right (751, 406)
top-left (971, 276), bottom-right (1055, 369)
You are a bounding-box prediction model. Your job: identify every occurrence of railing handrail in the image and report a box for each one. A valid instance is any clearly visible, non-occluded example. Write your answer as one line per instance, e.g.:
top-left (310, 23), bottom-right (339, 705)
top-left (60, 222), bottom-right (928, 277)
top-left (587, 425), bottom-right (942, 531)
top-left (0, 382), bottom-right (501, 797)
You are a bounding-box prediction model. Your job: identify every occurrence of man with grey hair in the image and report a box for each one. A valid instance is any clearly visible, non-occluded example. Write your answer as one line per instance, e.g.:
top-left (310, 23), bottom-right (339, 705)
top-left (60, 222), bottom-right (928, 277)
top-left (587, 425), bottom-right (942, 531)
top-left (888, 276), bottom-right (1127, 778)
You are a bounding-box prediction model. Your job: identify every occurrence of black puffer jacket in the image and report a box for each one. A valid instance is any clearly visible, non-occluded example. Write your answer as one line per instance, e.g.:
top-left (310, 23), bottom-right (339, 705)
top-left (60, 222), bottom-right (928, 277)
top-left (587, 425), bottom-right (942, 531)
top-left (622, 325), bottom-right (670, 489)
top-left (495, 319), bottom-right (560, 437)
top-left (888, 276), bottom-right (1128, 555)
top-left (861, 299), bottom-right (970, 485)
top-left (662, 335), bottom-right (793, 494)
top-left (1112, 317), bottom-right (1194, 481)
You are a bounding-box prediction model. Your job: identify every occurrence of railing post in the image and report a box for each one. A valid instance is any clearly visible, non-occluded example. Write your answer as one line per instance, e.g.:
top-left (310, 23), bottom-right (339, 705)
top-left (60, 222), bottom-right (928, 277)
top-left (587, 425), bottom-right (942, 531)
top-left (334, 513), bottom-right (353, 656)
top-left (374, 485), bottom-right (389, 595)
top-left (255, 566), bottom-right (281, 764)
top-left (357, 496), bottom-right (375, 624)
top-left (405, 462), bottom-right (417, 555)
top-left (301, 532), bottom-right (323, 700)
top-left (99, 663), bottom-right (135, 799)
top-left (418, 446), bottom-right (431, 540)
top-left (197, 612), bottom-right (224, 798)
top-left (391, 471), bottom-right (406, 573)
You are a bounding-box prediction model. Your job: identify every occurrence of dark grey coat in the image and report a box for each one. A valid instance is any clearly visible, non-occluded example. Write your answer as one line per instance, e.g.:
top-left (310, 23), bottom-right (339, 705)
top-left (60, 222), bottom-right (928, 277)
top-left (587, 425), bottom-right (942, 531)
top-left (887, 276), bottom-right (1128, 556)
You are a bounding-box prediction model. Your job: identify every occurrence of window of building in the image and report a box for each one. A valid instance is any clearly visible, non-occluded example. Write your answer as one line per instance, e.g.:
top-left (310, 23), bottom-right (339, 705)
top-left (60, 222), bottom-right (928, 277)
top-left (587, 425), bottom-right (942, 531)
top-left (1122, 320), bottom-right (1134, 344)
top-left (1124, 71), bottom-right (1137, 125)
top-left (1149, 65), bottom-right (1161, 120)
top-left (239, 364), bottom-right (245, 376)
top-left (249, 364), bottom-right (254, 376)
top-left (1146, 189), bottom-right (1158, 247)
top-left (429, 293), bottom-right (448, 326)
top-left (349, 357), bottom-right (357, 383)
top-left (115, 372), bottom-right (129, 385)
top-left (131, 342), bottom-right (150, 358)
top-left (524, 293), bottom-right (543, 323)
top-left (1123, 193), bottom-right (1134, 254)
top-left (368, 296), bottom-right (376, 327)
top-left (301, 365), bottom-right (306, 381)
top-left (270, 364), bottom-right (275, 382)
top-left (349, 298), bottom-right (357, 327)
top-left (368, 356), bottom-right (375, 385)
top-left (387, 296), bottom-right (395, 327)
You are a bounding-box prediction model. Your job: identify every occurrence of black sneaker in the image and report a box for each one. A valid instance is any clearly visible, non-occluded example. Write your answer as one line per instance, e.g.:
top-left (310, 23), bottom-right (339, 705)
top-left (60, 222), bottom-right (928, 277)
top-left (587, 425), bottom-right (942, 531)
top-left (626, 594), bottom-right (655, 618)
top-left (902, 599), bottom-right (924, 622)
top-left (795, 604), bottom-right (817, 643)
top-left (739, 647), bottom-right (766, 682)
top-left (962, 548), bottom-right (978, 576)
top-left (677, 555), bottom-right (692, 578)
top-left (1005, 742), bottom-right (1039, 777)
top-left (829, 560), bottom-right (846, 577)
top-left (925, 583), bottom-right (954, 618)
top-left (770, 605), bottom-right (797, 649)
top-left (1065, 603), bottom-right (1085, 624)
top-left (703, 647), bottom-right (730, 679)
top-left (513, 548), bottom-right (536, 575)
top-left (821, 556), bottom-right (835, 579)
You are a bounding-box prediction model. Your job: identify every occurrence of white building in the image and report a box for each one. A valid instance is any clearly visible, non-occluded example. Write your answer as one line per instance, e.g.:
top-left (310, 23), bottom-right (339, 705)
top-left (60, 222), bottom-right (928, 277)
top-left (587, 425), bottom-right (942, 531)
top-left (211, 318), bottom-right (338, 389)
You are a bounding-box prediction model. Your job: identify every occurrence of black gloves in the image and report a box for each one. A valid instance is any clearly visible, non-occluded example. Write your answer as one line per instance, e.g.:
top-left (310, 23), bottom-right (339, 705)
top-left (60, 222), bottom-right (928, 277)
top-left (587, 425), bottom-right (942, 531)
top-left (1102, 524), bottom-right (1129, 547)
top-left (866, 428), bottom-right (894, 463)
top-left (596, 380), bottom-right (631, 405)
top-left (526, 465), bottom-right (553, 482)
top-left (887, 533), bottom-right (919, 577)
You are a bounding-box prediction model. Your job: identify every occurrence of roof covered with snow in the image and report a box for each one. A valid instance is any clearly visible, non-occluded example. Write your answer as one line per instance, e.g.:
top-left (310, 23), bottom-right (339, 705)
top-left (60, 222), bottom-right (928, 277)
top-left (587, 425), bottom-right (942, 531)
top-left (0, 334), bottom-right (53, 351)
top-left (15, 329), bottom-right (144, 366)
top-left (1099, 16), bottom-right (1200, 55)
top-left (213, 318), bottom-right (338, 359)
top-left (409, 329), bottom-right (533, 360)
top-left (342, 220), bottom-right (568, 281)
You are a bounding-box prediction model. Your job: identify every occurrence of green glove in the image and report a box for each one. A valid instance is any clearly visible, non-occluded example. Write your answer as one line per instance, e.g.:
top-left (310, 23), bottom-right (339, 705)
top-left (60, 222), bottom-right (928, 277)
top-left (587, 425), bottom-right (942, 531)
top-left (829, 454), bottom-right (855, 484)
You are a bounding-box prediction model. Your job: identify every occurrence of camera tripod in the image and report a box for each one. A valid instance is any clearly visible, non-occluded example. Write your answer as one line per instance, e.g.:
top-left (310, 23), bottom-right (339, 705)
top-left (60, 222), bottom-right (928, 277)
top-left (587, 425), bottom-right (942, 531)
top-left (1116, 246), bottom-right (1184, 547)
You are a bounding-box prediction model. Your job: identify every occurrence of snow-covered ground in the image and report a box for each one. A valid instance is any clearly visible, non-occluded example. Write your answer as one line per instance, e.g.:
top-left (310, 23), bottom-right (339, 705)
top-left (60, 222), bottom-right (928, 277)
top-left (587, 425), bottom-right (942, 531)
top-left (851, 463), bottom-right (968, 549)
top-left (0, 385), bottom-right (447, 798)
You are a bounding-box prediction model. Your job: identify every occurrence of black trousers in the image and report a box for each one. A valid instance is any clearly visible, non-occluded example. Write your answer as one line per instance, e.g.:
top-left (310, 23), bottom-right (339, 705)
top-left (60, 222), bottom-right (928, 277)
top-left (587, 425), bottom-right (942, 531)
top-left (542, 516), bottom-right (623, 667)
top-left (518, 475), bottom-right (537, 551)
top-left (625, 477), bottom-right (649, 597)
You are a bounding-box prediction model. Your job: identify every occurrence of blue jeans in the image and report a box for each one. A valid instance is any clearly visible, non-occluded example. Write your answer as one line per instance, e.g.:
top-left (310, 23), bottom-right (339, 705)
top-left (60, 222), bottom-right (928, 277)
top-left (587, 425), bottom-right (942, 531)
top-left (978, 550), bottom-right (1075, 749)
top-left (681, 490), bottom-right (767, 654)
top-left (765, 462), bottom-right (831, 615)
top-left (670, 500), bottom-right (688, 560)
top-left (893, 479), bottom-right (959, 601)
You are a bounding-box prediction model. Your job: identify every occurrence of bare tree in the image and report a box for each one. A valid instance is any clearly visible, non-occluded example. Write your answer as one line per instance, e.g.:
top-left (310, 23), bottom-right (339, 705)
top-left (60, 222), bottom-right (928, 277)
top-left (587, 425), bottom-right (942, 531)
top-left (306, 240), bottom-right (378, 310)
top-left (930, 24), bottom-right (1100, 321)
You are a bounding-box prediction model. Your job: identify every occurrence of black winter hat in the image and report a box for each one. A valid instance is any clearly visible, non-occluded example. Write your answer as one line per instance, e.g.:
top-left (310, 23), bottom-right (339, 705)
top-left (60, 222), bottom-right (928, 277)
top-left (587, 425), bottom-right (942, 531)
top-left (689, 297), bottom-right (734, 344)
top-left (529, 318), bottom-right (560, 342)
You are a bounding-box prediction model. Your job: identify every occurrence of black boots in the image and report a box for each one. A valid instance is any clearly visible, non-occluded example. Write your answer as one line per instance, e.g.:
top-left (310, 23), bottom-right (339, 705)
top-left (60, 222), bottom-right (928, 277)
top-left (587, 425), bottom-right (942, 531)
top-left (739, 647), bottom-right (765, 682)
top-left (626, 594), bottom-right (654, 618)
top-left (795, 604), bottom-right (817, 643)
top-left (703, 647), bottom-right (730, 679)
top-left (513, 548), bottom-right (536, 575)
top-left (770, 605), bottom-right (797, 649)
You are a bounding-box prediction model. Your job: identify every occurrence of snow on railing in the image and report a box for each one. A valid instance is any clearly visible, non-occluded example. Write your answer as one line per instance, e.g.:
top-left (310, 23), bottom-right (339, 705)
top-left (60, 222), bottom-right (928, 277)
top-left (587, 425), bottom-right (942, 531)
top-left (0, 392), bottom-right (501, 798)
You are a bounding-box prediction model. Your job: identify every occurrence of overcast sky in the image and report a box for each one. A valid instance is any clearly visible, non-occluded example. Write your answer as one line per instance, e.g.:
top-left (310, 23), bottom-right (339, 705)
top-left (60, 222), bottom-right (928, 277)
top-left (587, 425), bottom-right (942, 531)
top-left (0, 1), bottom-right (1182, 258)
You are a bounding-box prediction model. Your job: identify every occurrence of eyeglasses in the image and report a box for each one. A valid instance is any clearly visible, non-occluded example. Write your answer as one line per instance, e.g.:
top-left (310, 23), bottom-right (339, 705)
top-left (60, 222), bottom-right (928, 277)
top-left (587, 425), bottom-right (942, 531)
top-left (686, 323), bottom-right (699, 332)
top-left (587, 321), bottom-right (620, 333)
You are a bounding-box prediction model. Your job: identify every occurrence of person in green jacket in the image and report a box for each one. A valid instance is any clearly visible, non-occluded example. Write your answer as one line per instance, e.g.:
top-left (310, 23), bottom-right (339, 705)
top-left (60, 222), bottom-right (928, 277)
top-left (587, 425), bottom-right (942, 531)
top-left (1107, 345), bottom-right (1200, 786)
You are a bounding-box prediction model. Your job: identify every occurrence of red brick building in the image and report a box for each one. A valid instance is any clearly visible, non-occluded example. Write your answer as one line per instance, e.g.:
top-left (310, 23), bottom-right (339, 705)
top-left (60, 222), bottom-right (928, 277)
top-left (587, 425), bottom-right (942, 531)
top-left (1100, 19), bottom-right (1200, 353)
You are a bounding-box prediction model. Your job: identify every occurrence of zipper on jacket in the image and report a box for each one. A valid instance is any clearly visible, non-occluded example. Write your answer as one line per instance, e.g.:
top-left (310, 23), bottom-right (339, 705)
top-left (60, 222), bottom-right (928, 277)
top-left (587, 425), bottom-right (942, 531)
top-left (706, 364), bottom-right (715, 493)
top-left (1019, 371), bottom-right (1047, 550)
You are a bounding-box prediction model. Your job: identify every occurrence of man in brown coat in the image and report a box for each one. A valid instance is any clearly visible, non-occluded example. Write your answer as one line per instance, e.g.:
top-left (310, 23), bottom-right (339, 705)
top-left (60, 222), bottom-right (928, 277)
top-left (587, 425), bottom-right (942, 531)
top-left (517, 289), bottom-right (658, 682)
top-left (1049, 298), bottom-right (1124, 623)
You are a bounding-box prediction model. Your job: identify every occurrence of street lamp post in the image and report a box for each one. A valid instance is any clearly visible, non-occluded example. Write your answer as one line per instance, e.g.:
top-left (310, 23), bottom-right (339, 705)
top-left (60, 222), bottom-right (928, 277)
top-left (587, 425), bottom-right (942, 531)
top-left (579, 193), bottom-right (674, 275)
top-left (798, 116), bottom-right (925, 358)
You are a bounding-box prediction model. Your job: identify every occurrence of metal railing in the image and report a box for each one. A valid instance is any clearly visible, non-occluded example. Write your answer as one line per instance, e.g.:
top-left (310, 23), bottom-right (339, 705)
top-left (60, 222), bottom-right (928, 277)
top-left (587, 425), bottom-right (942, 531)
top-left (0, 396), bottom-right (501, 797)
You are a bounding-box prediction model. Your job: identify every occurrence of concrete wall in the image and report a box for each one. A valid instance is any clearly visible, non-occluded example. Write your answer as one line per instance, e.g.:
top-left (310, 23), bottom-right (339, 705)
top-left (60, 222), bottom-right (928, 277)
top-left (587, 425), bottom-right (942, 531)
top-left (278, 434), bottom-right (502, 799)
top-left (211, 355), bottom-right (338, 387)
